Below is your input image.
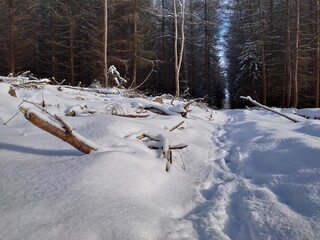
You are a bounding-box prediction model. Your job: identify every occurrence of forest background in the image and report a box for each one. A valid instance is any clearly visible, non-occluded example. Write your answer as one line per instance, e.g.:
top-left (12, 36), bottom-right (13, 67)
top-left (0, 0), bottom-right (319, 109)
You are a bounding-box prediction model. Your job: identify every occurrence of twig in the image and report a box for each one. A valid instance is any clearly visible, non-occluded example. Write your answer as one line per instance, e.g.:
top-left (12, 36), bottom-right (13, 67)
top-left (169, 120), bottom-right (185, 132)
top-left (54, 115), bottom-right (73, 133)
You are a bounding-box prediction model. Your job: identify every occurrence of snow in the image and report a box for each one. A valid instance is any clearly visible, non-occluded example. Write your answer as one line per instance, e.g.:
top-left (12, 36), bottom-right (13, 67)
top-left (1, 82), bottom-right (320, 239)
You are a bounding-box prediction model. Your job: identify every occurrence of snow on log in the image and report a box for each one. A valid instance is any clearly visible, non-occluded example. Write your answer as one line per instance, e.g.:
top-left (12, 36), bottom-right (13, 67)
top-left (240, 96), bottom-right (299, 123)
top-left (131, 99), bottom-right (188, 117)
top-left (0, 75), bottom-right (51, 86)
top-left (19, 107), bottom-right (98, 154)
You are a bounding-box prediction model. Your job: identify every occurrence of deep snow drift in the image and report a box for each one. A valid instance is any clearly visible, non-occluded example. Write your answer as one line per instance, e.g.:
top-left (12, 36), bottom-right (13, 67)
top-left (0, 82), bottom-right (320, 240)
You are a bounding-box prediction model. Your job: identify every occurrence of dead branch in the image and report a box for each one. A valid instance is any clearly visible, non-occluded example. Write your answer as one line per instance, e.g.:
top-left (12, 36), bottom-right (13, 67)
top-left (146, 143), bottom-right (188, 150)
top-left (136, 132), bottom-right (187, 172)
top-left (115, 113), bottom-right (150, 118)
top-left (144, 106), bottom-right (169, 116)
top-left (54, 115), bottom-right (73, 133)
top-left (19, 107), bottom-right (97, 154)
top-left (169, 120), bottom-right (185, 132)
top-left (184, 101), bottom-right (194, 111)
top-left (240, 96), bottom-right (298, 123)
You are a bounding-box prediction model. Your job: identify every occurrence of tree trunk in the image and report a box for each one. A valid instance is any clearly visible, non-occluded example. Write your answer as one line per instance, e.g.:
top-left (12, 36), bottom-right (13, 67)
top-left (284, 0), bottom-right (292, 107)
top-left (131, 0), bottom-right (138, 88)
top-left (50, 0), bottom-right (57, 80)
top-left (293, 0), bottom-right (300, 108)
top-left (161, 0), bottom-right (166, 92)
top-left (8, 0), bottom-right (15, 74)
top-left (316, 0), bottom-right (320, 107)
top-left (259, 0), bottom-right (267, 105)
top-left (204, 0), bottom-right (211, 98)
top-left (68, 0), bottom-right (75, 86)
top-left (102, 0), bottom-right (108, 87)
top-left (174, 0), bottom-right (185, 97)
top-left (189, 0), bottom-right (195, 97)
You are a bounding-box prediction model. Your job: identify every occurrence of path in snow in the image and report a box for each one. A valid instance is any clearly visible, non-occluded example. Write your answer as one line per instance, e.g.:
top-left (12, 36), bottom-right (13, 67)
top-left (183, 110), bottom-right (319, 240)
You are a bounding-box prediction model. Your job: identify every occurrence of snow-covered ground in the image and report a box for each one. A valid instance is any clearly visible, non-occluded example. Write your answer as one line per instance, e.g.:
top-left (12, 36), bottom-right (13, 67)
top-left (1, 82), bottom-right (320, 240)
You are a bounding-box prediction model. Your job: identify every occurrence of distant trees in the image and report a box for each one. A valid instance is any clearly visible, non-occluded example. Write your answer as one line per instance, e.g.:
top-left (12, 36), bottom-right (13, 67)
top-left (0, 0), bottom-right (225, 107)
top-left (227, 0), bottom-right (320, 108)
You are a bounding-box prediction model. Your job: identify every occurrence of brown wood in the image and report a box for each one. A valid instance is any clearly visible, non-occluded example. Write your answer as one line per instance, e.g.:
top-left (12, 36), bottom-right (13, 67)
top-left (169, 120), bottom-right (185, 132)
top-left (19, 107), bottom-right (97, 154)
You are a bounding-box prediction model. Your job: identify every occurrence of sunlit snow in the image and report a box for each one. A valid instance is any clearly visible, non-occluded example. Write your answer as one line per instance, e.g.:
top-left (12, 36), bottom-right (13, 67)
top-left (0, 82), bottom-right (320, 240)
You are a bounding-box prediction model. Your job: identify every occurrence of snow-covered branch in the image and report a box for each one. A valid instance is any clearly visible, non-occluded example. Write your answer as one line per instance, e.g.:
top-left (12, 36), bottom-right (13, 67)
top-left (240, 96), bottom-right (299, 123)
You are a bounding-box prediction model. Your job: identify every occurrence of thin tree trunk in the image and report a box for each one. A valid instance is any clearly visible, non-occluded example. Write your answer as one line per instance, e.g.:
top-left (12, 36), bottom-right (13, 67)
top-left (204, 0), bottom-right (211, 98)
top-left (161, 0), bottom-right (166, 92)
top-left (285, 0), bottom-right (292, 107)
top-left (174, 0), bottom-right (179, 97)
top-left (131, 0), bottom-right (138, 88)
top-left (102, 0), bottom-right (108, 87)
top-left (259, 0), bottom-right (267, 105)
top-left (189, 0), bottom-right (195, 97)
top-left (316, 0), bottom-right (320, 107)
top-left (293, 0), bottom-right (300, 108)
top-left (68, 0), bottom-right (75, 86)
top-left (50, 0), bottom-right (57, 80)
top-left (8, 0), bottom-right (15, 74)
top-left (174, 0), bottom-right (185, 97)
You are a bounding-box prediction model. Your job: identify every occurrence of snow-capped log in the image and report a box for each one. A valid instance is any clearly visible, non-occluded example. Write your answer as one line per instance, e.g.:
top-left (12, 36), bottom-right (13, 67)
top-left (19, 107), bottom-right (98, 154)
top-left (0, 74), bottom-right (51, 87)
top-left (131, 99), bottom-right (189, 117)
top-left (240, 96), bottom-right (299, 123)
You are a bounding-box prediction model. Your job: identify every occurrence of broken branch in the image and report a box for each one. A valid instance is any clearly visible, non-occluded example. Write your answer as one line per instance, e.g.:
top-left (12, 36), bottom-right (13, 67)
top-left (19, 107), bottom-right (97, 154)
top-left (240, 96), bottom-right (298, 123)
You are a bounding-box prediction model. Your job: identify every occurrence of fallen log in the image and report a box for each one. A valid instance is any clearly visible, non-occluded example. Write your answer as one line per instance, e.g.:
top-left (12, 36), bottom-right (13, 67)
top-left (19, 107), bottom-right (98, 154)
top-left (240, 96), bottom-right (298, 123)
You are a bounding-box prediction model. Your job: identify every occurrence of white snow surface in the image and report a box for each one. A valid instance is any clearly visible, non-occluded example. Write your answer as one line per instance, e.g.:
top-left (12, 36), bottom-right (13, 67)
top-left (1, 83), bottom-right (320, 240)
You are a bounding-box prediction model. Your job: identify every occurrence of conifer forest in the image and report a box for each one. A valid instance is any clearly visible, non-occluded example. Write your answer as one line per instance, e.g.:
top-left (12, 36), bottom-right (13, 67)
top-left (0, 0), bottom-right (320, 108)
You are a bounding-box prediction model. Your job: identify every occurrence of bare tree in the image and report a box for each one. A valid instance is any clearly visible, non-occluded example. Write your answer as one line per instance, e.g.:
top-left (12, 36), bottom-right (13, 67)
top-left (174, 0), bottom-right (185, 97)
